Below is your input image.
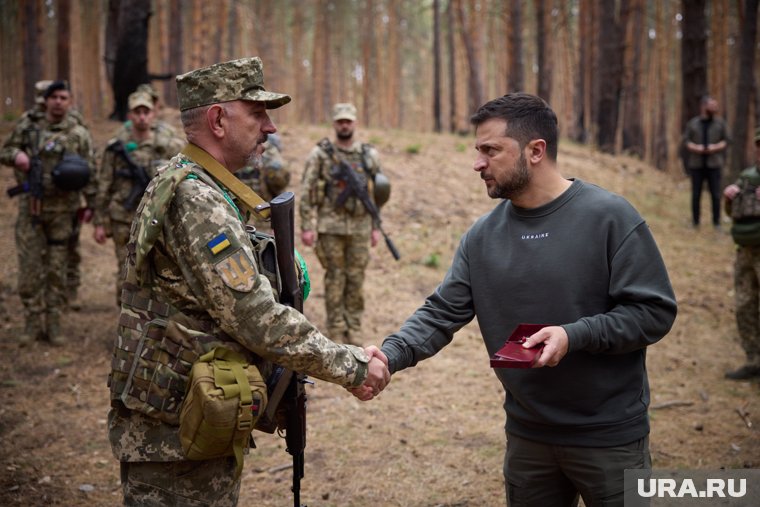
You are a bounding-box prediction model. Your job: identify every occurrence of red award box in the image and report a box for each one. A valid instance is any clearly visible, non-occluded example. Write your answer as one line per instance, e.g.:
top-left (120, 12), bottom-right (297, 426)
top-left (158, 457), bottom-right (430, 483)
top-left (490, 323), bottom-right (548, 369)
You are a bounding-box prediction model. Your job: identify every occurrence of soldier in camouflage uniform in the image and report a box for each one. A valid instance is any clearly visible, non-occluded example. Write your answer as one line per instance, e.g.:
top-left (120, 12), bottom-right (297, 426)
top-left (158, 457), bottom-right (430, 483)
top-left (236, 132), bottom-right (290, 231)
top-left (117, 83), bottom-right (179, 140)
top-left (299, 103), bottom-right (385, 344)
top-left (107, 57), bottom-right (390, 506)
top-left (21, 80), bottom-right (88, 309)
top-left (723, 128), bottom-right (760, 380)
top-left (93, 90), bottom-right (184, 305)
top-left (0, 81), bottom-right (96, 345)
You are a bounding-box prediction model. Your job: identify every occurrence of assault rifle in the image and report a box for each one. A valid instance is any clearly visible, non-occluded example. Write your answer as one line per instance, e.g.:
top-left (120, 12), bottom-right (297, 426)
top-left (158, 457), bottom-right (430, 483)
top-left (6, 127), bottom-right (43, 221)
top-left (269, 191), bottom-right (308, 507)
top-left (108, 140), bottom-right (150, 211)
top-left (318, 138), bottom-right (400, 260)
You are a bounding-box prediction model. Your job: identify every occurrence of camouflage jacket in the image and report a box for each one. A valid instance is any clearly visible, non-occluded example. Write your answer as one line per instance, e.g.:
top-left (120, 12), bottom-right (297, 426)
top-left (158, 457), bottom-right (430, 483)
top-left (94, 123), bottom-right (184, 227)
top-left (108, 150), bottom-right (369, 462)
top-left (0, 112), bottom-right (96, 212)
top-left (727, 166), bottom-right (760, 246)
top-left (299, 140), bottom-right (382, 235)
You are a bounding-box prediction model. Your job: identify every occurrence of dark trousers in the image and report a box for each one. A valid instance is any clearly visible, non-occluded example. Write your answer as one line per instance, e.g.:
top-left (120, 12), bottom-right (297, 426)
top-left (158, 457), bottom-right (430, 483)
top-left (689, 167), bottom-right (722, 226)
top-left (504, 433), bottom-right (651, 507)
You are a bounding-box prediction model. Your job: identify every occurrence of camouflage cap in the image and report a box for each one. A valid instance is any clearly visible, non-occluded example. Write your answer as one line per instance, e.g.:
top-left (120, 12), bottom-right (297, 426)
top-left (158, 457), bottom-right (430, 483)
top-left (136, 83), bottom-right (159, 103)
top-left (128, 91), bottom-right (154, 111)
top-left (34, 80), bottom-right (54, 104)
top-left (176, 57), bottom-right (290, 111)
top-left (333, 103), bottom-right (357, 121)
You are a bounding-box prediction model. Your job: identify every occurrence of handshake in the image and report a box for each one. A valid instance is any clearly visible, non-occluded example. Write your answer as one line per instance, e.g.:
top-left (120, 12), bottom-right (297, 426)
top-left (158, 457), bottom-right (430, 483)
top-left (347, 345), bottom-right (391, 401)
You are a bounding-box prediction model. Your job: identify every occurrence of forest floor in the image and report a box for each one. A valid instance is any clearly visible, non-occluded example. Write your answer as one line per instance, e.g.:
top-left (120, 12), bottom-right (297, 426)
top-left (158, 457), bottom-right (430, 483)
top-left (0, 111), bottom-right (757, 507)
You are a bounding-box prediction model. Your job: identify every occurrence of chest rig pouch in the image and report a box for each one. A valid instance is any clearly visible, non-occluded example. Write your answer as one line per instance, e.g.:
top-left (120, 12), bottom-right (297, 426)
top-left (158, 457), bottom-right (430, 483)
top-left (731, 173), bottom-right (760, 220)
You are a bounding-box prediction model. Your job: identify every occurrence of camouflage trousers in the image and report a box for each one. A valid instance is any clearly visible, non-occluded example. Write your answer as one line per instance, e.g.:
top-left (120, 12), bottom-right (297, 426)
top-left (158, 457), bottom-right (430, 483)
top-left (15, 203), bottom-right (75, 328)
top-left (111, 221), bottom-right (132, 306)
top-left (120, 457), bottom-right (241, 506)
top-left (734, 245), bottom-right (760, 365)
top-left (315, 232), bottom-right (370, 344)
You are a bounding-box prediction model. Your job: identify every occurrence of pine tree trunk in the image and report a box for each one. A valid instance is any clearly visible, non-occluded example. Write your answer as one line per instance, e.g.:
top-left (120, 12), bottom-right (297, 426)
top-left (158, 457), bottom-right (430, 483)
top-left (595, 0), bottom-right (623, 153)
top-left (680, 0), bottom-right (708, 130)
top-left (447, 0), bottom-right (457, 132)
top-left (508, 0), bottom-right (523, 92)
top-left (728, 0), bottom-right (759, 180)
top-left (23, 0), bottom-right (43, 109)
top-left (621, 0), bottom-right (644, 156)
top-left (432, 0), bottom-right (442, 132)
top-left (536, 0), bottom-right (551, 102)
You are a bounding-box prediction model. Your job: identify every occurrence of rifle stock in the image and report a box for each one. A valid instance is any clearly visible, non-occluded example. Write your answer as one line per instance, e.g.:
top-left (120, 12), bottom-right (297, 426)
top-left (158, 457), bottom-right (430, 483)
top-left (269, 191), bottom-right (307, 507)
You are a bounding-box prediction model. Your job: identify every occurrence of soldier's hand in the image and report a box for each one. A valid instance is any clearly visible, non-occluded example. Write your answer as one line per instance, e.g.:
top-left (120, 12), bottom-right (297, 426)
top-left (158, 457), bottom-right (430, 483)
top-left (348, 346), bottom-right (391, 401)
top-left (14, 151), bottom-right (30, 172)
top-left (723, 184), bottom-right (740, 200)
top-left (370, 229), bottom-right (380, 248)
top-left (301, 230), bottom-right (316, 247)
top-left (94, 225), bottom-right (108, 245)
top-left (523, 326), bottom-right (569, 368)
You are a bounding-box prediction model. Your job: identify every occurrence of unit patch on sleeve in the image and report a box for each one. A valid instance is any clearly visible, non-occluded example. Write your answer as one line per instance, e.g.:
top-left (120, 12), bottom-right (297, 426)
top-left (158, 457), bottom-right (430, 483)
top-left (214, 249), bottom-right (257, 292)
top-left (207, 233), bottom-right (231, 255)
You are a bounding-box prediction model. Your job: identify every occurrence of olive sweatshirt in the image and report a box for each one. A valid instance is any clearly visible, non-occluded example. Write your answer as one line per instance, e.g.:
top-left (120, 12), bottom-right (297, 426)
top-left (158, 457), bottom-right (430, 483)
top-left (381, 179), bottom-right (677, 447)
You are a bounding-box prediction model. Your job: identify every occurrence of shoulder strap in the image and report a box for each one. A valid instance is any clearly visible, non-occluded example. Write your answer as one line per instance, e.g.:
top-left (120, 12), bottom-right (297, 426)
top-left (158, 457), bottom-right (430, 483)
top-left (181, 143), bottom-right (271, 220)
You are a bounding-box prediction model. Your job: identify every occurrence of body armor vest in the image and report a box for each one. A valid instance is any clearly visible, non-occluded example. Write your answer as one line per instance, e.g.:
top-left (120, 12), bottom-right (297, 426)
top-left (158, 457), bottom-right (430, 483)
top-left (107, 166), bottom-right (281, 425)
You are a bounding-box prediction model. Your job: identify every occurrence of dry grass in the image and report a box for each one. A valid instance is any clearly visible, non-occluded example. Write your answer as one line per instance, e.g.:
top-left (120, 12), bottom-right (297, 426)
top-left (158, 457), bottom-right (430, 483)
top-left (0, 113), bottom-right (756, 507)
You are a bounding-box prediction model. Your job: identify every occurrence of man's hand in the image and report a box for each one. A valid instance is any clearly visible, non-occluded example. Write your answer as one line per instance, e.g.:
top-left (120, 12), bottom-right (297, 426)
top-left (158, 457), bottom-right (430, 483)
top-left (93, 225), bottom-right (108, 244)
top-left (723, 184), bottom-right (740, 200)
top-left (14, 151), bottom-right (30, 172)
top-left (348, 345), bottom-right (390, 401)
top-left (523, 326), bottom-right (569, 368)
top-left (370, 229), bottom-right (380, 248)
top-left (79, 207), bottom-right (94, 223)
top-left (301, 230), bottom-right (316, 247)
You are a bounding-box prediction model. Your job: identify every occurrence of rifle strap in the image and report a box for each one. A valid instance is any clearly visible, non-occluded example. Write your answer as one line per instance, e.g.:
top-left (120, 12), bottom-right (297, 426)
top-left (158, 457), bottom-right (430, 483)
top-left (181, 143), bottom-right (271, 220)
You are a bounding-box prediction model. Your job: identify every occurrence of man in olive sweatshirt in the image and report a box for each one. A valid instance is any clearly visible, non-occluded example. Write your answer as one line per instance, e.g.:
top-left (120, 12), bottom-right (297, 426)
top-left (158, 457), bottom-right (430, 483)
top-left (371, 93), bottom-right (677, 506)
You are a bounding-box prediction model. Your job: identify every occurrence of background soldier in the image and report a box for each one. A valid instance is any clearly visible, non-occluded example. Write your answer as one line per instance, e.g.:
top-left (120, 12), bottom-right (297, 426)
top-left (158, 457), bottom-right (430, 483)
top-left (0, 81), bottom-right (96, 345)
top-left (299, 103), bottom-right (386, 344)
top-left (93, 90), bottom-right (184, 304)
top-left (236, 132), bottom-right (290, 230)
top-left (722, 128), bottom-right (760, 380)
top-left (107, 57), bottom-right (389, 505)
top-left (18, 80), bottom-right (87, 309)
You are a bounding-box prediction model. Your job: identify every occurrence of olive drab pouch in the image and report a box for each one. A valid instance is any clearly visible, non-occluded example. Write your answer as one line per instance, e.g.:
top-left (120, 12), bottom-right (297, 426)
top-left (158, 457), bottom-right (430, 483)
top-left (179, 347), bottom-right (267, 478)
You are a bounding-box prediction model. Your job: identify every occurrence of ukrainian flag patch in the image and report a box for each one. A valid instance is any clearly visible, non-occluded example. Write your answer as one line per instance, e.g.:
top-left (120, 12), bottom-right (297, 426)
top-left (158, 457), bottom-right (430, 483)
top-left (207, 233), bottom-right (231, 255)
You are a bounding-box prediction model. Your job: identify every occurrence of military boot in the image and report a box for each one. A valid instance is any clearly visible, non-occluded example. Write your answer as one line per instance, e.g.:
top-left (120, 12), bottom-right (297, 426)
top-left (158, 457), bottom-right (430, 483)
top-left (45, 312), bottom-right (66, 346)
top-left (19, 318), bottom-right (43, 347)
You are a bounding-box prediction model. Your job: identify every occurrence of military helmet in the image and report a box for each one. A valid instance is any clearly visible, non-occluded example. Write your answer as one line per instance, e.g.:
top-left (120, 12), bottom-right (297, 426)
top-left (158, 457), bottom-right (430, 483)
top-left (52, 153), bottom-right (90, 191)
top-left (373, 172), bottom-right (391, 208)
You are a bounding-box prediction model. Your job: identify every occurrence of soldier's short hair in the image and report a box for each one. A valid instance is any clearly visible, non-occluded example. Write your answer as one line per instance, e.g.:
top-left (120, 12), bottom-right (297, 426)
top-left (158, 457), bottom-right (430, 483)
top-left (44, 80), bottom-right (70, 99)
